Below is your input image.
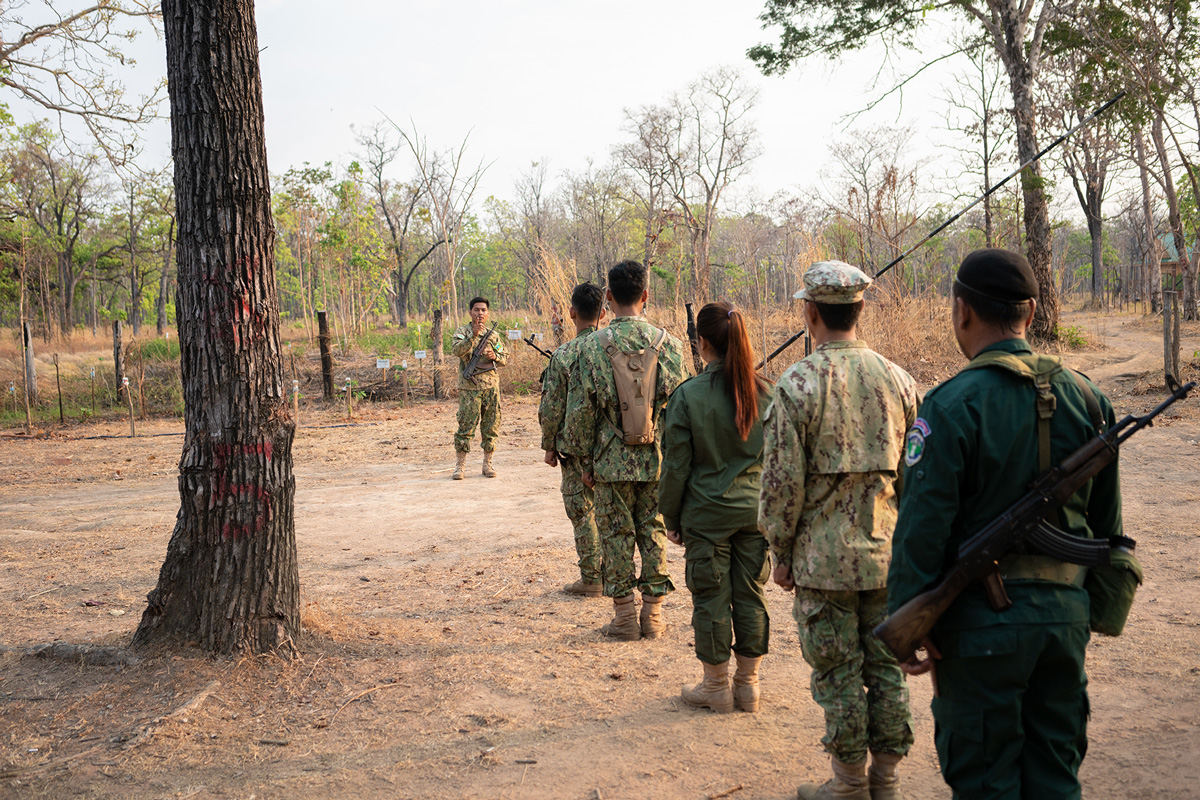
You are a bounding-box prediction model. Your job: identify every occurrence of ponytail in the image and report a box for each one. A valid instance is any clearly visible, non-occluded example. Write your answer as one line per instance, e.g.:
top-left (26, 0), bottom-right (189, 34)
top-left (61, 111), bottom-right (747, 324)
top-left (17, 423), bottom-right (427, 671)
top-left (695, 302), bottom-right (767, 440)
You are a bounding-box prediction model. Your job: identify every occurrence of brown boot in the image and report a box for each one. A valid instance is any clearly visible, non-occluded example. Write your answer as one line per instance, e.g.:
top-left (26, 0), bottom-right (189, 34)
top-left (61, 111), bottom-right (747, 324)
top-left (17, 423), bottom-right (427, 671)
top-left (867, 752), bottom-right (904, 800)
top-left (796, 758), bottom-right (870, 800)
top-left (599, 595), bottom-right (640, 640)
top-left (563, 579), bottom-right (603, 597)
top-left (639, 593), bottom-right (666, 639)
top-left (732, 653), bottom-right (762, 712)
top-left (482, 451), bottom-right (497, 478)
top-left (452, 451), bottom-right (467, 480)
top-left (680, 660), bottom-right (734, 713)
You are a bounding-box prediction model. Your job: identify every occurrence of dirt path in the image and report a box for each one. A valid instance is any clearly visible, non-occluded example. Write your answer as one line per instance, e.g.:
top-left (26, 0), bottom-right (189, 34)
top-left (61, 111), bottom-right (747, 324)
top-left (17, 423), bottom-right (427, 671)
top-left (0, 311), bottom-right (1198, 799)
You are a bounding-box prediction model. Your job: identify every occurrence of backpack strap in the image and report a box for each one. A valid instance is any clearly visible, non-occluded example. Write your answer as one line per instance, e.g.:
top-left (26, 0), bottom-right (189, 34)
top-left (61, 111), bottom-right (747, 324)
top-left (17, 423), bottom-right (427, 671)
top-left (963, 351), bottom-right (1063, 472)
top-left (1070, 371), bottom-right (1105, 434)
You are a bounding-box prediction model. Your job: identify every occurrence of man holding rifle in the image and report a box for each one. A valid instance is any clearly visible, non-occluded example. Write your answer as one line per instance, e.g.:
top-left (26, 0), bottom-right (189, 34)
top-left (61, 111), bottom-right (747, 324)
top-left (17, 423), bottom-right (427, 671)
top-left (888, 249), bottom-right (1123, 798)
top-left (451, 296), bottom-right (508, 479)
top-left (539, 282), bottom-right (606, 597)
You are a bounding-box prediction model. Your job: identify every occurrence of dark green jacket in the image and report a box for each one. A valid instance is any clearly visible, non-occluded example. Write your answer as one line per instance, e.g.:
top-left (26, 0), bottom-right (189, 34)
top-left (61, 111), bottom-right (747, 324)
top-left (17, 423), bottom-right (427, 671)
top-left (658, 359), bottom-right (774, 533)
top-left (887, 338), bottom-right (1123, 631)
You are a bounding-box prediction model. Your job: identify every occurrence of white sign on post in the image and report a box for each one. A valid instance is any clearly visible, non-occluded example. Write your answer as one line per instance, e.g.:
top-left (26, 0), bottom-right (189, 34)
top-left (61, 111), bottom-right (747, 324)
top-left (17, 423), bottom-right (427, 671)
top-left (507, 329), bottom-right (522, 340)
top-left (534, 333), bottom-right (543, 341)
top-left (401, 360), bottom-right (408, 369)
top-left (376, 358), bottom-right (391, 370)
top-left (415, 350), bottom-right (427, 360)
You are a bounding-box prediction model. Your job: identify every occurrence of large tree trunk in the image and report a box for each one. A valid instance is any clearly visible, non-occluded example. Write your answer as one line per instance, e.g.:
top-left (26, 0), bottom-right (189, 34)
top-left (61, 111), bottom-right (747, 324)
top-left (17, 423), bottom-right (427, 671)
top-left (133, 0), bottom-right (299, 655)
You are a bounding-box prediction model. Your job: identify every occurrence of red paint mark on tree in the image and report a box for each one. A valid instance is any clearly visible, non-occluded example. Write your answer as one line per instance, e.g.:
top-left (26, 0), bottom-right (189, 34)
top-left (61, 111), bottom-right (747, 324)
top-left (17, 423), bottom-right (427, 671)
top-left (211, 441), bottom-right (275, 539)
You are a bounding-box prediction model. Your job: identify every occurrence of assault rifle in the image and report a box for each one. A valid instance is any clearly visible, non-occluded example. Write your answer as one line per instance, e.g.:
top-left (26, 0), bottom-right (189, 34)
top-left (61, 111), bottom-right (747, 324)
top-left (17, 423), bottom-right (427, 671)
top-left (462, 323), bottom-right (499, 384)
top-left (757, 329), bottom-right (806, 370)
top-left (524, 334), bottom-right (553, 360)
top-left (874, 379), bottom-right (1196, 662)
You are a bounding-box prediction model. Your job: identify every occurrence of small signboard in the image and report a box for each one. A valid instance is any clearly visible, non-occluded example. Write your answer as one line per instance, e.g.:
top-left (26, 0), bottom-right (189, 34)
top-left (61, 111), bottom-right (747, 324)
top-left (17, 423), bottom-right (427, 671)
top-left (401, 359), bottom-right (408, 369)
top-left (376, 358), bottom-right (391, 370)
top-left (534, 332), bottom-right (543, 341)
top-left (507, 329), bottom-right (522, 340)
top-left (415, 350), bottom-right (427, 360)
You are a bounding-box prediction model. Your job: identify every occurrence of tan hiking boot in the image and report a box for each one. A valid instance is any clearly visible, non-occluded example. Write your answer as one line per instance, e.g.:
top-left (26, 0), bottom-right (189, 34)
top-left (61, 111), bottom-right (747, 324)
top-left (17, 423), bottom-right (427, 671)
top-left (452, 452), bottom-right (467, 480)
top-left (599, 594), bottom-right (640, 640)
top-left (868, 752), bottom-right (904, 800)
top-left (732, 653), bottom-right (762, 713)
top-left (797, 758), bottom-right (870, 800)
top-left (639, 593), bottom-right (666, 639)
top-left (563, 579), bottom-right (603, 597)
top-left (680, 660), bottom-right (734, 714)
top-left (482, 451), bottom-right (497, 478)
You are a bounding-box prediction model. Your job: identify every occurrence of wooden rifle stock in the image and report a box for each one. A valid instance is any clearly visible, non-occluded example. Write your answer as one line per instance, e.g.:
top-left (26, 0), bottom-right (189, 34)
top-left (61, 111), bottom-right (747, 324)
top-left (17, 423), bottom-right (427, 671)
top-left (875, 380), bottom-right (1195, 662)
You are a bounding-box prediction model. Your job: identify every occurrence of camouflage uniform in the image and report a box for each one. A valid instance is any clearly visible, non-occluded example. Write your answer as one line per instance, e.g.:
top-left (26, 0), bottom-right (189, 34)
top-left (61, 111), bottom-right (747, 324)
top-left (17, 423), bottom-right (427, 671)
top-left (539, 325), bottom-right (601, 585)
top-left (561, 316), bottom-right (690, 599)
top-left (451, 323), bottom-right (508, 453)
top-left (759, 262), bottom-right (920, 766)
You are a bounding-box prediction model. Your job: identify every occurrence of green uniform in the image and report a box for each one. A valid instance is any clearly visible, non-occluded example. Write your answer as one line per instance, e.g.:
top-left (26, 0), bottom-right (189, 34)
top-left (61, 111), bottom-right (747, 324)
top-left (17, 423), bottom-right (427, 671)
top-left (888, 338), bottom-right (1122, 799)
top-left (659, 359), bottom-right (773, 665)
top-left (539, 325), bottom-right (601, 585)
top-left (759, 340), bottom-right (919, 764)
top-left (561, 316), bottom-right (690, 599)
top-left (451, 323), bottom-right (508, 453)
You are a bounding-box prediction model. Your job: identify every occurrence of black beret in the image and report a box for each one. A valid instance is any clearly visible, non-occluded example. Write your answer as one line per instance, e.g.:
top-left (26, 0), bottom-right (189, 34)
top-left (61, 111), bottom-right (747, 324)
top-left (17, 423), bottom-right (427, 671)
top-left (956, 248), bottom-right (1039, 302)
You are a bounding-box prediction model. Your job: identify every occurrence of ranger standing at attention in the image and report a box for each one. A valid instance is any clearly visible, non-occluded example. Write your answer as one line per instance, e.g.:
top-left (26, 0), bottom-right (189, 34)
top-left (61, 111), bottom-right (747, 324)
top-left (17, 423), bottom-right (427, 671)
top-left (562, 260), bottom-right (690, 640)
top-left (539, 282), bottom-right (607, 597)
top-left (450, 296), bottom-right (508, 480)
top-left (759, 261), bottom-right (919, 800)
top-left (888, 249), bottom-right (1124, 799)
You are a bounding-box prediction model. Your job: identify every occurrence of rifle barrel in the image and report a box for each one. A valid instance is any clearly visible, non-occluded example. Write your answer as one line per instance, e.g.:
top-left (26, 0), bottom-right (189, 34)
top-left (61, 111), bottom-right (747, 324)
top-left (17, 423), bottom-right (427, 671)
top-left (757, 330), bottom-right (805, 370)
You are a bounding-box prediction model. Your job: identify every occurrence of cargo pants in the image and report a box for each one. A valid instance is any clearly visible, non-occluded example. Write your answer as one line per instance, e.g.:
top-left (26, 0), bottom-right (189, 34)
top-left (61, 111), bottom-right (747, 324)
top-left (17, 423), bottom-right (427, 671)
top-left (794, 586), bottom-right (914, 764)
top-left (683, 526), bottom-right (770, 665)
top-left (594, 479), bottom-right (674, 599)
top-left (559, 456), bottom-right (601, 584)
top-left (455, 387), bottom-right (500, 453)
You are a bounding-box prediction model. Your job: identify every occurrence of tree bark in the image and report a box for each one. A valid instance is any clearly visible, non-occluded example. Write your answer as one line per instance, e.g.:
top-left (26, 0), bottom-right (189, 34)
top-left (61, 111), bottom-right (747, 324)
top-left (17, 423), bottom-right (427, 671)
top-left (133, 0), bottom-right (299, 655)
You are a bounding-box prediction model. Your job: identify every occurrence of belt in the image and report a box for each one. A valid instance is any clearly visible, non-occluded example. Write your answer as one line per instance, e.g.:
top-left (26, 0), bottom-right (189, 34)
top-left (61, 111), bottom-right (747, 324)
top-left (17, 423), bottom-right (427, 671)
top-left (998, 554), bottom-right (1088, 587)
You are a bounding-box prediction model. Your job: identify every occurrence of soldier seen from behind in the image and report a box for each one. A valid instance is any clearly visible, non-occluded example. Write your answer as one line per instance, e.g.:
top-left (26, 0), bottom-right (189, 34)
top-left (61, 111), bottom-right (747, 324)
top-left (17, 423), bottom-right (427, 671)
top-left (562, 259), bottom-right (691, 640)
top-left (450, 296), bottom-right (508, 479)
top-left (888, 249), bottom-right (1124, 799)
top-left (659, 301), bottom-right (774, 714)
top-left (538, 282), bottom-right (607, 597)
top-left (759, 261), bottom-right (920, 800)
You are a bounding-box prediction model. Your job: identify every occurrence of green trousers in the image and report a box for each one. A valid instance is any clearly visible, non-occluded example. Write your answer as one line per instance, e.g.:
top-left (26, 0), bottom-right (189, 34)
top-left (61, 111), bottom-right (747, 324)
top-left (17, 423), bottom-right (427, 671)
top-left (559, 457), bottom-right (601, 584)
top-left (594, 480), bottom-right (674, 599)
top-left (455, 388), bottom-right (500, 453)
top-left (794, 586), bottom-right (914, 764)
top-left (931, 620), bottom-right (1089, 799)
top-left (683, 526), bottom-right (770, 664)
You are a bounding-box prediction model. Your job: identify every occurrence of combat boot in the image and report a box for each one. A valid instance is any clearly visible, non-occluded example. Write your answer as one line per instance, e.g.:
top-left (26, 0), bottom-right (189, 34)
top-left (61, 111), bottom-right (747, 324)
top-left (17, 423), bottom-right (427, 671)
top-left (452, 452), bottom-right (467, 480)
top-left (680, 660), bottom-right (734, 713)
top-left (563, 579), bottom-right (603, 597)
top-left (482, 451), bottom-right (497, 478)
top-left (732, 653), bottom-right (762, 713)
top-left (867, 752), bottom-right (904, 800)
top-left (639, 593), bottom-right (666, 638)
top-left (599, 594), bottom-right (640, 640)
top-left (796, 758), bottom-right (870, 800)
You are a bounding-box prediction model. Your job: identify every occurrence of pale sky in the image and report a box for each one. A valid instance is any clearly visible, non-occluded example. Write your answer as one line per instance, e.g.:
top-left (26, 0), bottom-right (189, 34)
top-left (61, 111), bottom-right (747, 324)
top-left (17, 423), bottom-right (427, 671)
top-left (20, 2), bottom-right (984, 211)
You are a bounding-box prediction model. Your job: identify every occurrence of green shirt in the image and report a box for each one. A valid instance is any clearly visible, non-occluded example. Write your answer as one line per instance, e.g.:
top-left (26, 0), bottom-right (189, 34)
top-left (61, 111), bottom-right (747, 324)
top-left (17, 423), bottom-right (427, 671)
top-left (561, 316), bottom-right (691, 482)
top-left (887, 338), bottom-right (1123, 630)
top-left (758, 340), bottom-right (919, 591)
top-left (538, 325), bottom-right (596, 452)
top-left (450, 323), bottom-right (509, 391)
top-left (658, 359), bottom-right (774, 533)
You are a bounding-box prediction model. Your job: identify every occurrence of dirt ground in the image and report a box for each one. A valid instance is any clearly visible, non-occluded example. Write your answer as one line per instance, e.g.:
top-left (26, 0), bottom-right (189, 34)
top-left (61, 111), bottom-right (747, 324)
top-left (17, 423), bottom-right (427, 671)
top-left (1, 311), bottom-right (1199, 800)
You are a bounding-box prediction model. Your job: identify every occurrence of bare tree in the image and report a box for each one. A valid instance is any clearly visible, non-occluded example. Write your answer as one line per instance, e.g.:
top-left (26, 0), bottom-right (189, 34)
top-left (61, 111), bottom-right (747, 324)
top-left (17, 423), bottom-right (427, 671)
top-left (133, 0), bottom-right (299, 654)
top-left (0, 1), bottom-right (164, 161)
top-left (562, 160), bottom-right (631, 285)
top-left (616, 104), bottom-right (673, 273)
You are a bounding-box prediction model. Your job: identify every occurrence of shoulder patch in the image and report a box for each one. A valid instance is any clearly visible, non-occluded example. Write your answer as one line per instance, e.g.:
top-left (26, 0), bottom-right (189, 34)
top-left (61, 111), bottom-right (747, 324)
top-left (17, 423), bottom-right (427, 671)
top-left (904, 417), bottom-right (931, 466)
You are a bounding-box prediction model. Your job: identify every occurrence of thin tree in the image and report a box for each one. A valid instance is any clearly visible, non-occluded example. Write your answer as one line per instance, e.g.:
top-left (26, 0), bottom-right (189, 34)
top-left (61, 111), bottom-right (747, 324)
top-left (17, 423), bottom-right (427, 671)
top-left (133, 0), bottom-right (299, 654)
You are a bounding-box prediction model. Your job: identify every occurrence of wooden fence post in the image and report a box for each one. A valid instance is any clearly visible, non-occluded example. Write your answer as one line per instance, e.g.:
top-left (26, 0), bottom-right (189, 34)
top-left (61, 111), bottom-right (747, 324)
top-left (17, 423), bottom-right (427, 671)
top-left (318, 310), bottom-right (334, 400)
top-left (432, 309), bottom-right (445, 400)
top-left (112, 320), bottom-right (125, 404)
top-left (53, 354), bottom-right (63, 423)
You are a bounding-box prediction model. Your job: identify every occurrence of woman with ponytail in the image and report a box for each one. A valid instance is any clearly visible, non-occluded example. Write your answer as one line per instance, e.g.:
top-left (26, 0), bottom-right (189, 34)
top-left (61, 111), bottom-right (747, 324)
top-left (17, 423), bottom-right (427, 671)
top-left (658, 301), bottom-right (773, 714)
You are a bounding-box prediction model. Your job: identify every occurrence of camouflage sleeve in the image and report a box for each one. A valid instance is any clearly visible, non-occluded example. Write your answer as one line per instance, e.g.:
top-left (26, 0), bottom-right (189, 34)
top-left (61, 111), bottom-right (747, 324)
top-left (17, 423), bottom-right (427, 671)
top-left (490, 333), bottom-right (509, 366)
top-left (538, 353), bottom-right (567, 452)
top-left (450, 326), bottom-right (475, 360)
top-left (657, 387), bottom-right (692, 532)
top-left (758, 388), bottom-right (807, 567)
top-left (561, 343), bottom-right (598, 472)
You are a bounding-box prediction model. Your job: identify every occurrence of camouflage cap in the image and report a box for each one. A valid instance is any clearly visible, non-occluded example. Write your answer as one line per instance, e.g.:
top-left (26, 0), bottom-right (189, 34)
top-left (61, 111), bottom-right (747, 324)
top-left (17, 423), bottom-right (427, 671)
top-left (793, 261), bottom-right (872, 304)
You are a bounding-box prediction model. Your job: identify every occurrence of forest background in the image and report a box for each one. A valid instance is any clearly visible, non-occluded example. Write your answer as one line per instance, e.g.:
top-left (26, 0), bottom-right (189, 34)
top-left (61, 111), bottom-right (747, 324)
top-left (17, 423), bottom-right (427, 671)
top-left (2, 1), bottom-right (1200, 424)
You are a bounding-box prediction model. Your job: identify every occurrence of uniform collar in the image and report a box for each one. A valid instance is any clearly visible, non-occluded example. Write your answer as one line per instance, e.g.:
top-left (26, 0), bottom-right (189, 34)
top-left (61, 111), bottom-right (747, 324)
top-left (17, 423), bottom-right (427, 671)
top-left (578, 325), bottom-right (597, 336)
top-left (703, 358), bottom-right (724, 375)
top-left (610, 315), bottom-right (646, 322)
top-left (815, 339), bottom-right (867, 352)
top-left (975, 338), bottom-right (1033, 358)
